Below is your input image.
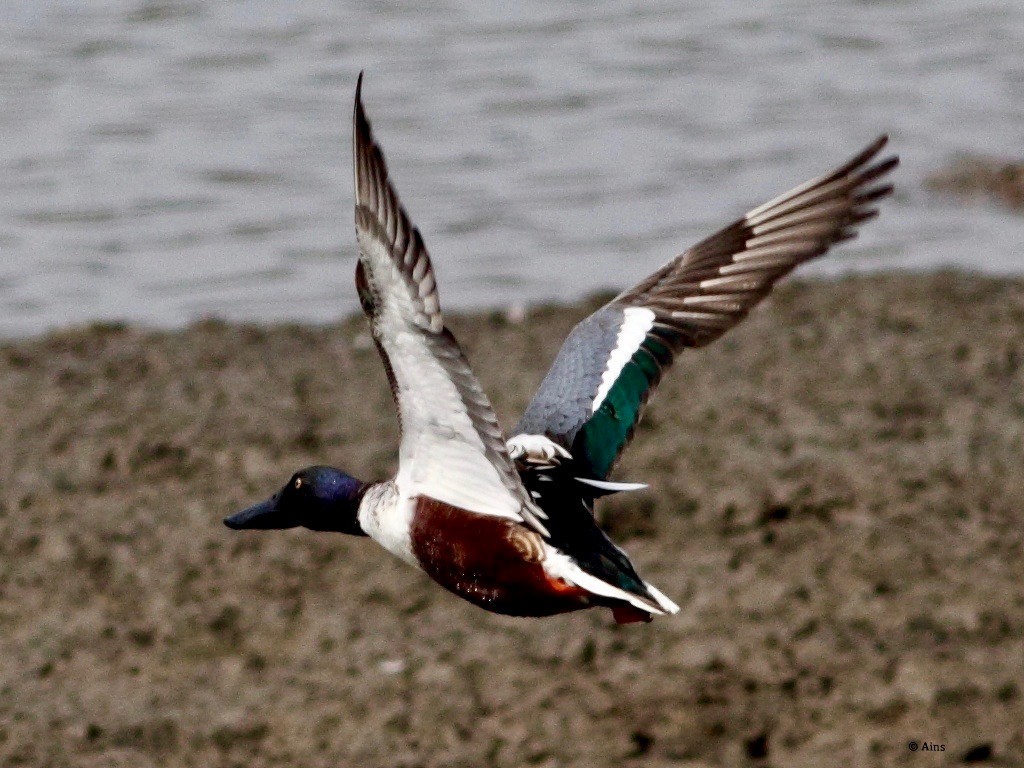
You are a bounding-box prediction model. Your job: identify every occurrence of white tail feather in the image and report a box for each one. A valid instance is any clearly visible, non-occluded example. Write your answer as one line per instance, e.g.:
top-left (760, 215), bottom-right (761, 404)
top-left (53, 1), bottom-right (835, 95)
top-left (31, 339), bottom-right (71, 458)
top-left (543, 548), bottom-right (675, 616)
top-left (643, 580), bottom-right (680, 614)
top-left (574, 477), bottom-right (649, 493)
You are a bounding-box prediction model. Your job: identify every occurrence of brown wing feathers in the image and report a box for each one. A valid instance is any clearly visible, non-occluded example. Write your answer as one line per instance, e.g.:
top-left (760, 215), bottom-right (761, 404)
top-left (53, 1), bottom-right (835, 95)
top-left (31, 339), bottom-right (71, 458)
top-left (618, 136), bottom-right (897, 350)
top-left (353, 73), bottom-right (442, 334)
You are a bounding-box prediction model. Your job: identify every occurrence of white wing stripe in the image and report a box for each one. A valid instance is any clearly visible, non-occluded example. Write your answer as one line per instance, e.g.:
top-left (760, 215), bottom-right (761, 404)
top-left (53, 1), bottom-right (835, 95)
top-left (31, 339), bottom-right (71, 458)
top-left (592, 307), bottom-right (655, 411)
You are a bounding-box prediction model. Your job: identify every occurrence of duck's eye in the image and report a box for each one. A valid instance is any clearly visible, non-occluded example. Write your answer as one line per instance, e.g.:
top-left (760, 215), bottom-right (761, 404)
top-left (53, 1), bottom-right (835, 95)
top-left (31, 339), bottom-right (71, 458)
top-left (294, 477), bottom-right (303, 490)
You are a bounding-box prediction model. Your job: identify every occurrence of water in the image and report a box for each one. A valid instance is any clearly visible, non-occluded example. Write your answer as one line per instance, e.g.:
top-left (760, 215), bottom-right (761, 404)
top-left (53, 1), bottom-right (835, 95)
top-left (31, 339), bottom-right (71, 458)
top-left (2, 0), bottom-right (1023, 336)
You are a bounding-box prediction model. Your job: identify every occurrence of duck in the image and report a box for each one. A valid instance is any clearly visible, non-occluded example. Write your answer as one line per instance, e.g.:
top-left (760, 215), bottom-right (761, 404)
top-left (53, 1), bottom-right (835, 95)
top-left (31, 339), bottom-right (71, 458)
top-left (224, 73), bottom-right (898, 624)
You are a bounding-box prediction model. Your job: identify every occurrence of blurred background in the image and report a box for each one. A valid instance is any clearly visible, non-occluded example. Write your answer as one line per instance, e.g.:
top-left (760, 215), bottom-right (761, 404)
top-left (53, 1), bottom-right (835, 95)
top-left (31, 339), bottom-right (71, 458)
top-left (1, 0), bottom-right (1023, 337)
top-left (4, 3), bottom-right (1024, 767)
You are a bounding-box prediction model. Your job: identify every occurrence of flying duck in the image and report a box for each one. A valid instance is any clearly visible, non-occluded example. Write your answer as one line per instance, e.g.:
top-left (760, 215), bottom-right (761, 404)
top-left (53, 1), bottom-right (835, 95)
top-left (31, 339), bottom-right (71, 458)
top-left (224, 74), bottom-right (897, 624)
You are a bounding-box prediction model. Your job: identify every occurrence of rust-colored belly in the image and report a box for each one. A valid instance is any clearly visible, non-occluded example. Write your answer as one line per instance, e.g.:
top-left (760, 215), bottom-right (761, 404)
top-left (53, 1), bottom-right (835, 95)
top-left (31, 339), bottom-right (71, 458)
top-left (410, 496), bottom-right (591, 617)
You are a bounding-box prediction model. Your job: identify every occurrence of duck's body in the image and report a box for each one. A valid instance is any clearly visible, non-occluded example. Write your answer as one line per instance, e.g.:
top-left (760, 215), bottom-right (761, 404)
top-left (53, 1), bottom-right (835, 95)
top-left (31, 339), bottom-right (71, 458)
top-left (225, 73), bottom-right (897, 624)
top-left (349, 438), bottom-right (675, 620)
top-left (353, 480), bottom-right (602, 618)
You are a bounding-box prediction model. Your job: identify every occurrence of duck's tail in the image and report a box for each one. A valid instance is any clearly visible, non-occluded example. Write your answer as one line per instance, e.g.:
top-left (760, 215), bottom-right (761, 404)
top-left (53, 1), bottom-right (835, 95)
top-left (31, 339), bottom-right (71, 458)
top-left (544, 547), bottom-right (680, 623)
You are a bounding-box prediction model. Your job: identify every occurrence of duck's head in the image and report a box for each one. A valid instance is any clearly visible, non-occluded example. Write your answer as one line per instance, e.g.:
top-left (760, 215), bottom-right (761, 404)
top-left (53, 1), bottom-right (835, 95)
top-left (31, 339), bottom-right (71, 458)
top-left (224, 466), bottom-right (367, 536)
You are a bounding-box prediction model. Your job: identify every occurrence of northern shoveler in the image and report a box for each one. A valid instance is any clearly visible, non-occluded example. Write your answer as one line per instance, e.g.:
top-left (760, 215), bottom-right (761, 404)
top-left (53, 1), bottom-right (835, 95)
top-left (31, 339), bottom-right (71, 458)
top-left (224, 73), bottom-right (898, 624)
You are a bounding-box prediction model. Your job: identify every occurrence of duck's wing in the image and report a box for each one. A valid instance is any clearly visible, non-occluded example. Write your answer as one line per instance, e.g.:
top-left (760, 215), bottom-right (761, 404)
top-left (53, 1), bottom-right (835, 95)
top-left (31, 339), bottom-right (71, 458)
top-left (512, 137), bottom-right (898, 480)
top-left (353, 74), bottom-right (547, 535)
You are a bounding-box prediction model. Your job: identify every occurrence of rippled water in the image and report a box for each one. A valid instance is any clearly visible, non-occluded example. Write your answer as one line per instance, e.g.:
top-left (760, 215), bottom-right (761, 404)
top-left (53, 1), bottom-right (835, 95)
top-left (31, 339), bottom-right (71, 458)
top-left (2, 0), bottom-right (1023, 336)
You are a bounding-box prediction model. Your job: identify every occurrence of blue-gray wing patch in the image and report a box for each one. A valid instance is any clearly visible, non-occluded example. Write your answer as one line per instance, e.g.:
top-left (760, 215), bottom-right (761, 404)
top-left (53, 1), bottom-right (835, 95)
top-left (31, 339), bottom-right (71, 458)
top-left (513, 306), bottom-right (625, 442)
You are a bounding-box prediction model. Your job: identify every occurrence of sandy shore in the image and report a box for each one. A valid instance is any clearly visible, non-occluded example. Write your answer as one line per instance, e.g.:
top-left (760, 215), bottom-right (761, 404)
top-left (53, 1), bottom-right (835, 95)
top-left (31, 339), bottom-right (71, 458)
top-left (1, 273), bottom-right (1022, 767)
top-left (927, 156), bottom-right (1024, 212)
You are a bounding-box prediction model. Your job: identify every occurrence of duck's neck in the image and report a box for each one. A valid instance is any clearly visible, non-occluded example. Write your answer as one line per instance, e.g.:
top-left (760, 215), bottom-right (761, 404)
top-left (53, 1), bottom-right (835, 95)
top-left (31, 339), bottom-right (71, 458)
top-left (303, 474), bottom-right (370, 536)
top-left (353, 480), bottom-right (415, 561)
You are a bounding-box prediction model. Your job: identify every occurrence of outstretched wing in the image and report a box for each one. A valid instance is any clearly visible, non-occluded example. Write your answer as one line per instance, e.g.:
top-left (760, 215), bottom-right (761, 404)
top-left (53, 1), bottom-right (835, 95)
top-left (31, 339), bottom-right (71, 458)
top-left (513, 137), bottom-right (898, 480)
top-left (353, 73), bottom-right (547, 534)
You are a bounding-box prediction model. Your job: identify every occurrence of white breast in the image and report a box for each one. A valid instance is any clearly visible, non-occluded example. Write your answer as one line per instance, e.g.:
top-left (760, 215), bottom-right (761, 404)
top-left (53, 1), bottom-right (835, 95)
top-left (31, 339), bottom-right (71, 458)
top-left (357, 480), bottom-right (417, 565)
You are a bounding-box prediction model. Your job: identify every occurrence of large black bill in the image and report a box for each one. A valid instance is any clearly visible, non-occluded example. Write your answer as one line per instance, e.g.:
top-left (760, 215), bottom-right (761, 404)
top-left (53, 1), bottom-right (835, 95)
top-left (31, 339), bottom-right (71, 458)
top-left (223, 494), bottom-right (298, 530)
